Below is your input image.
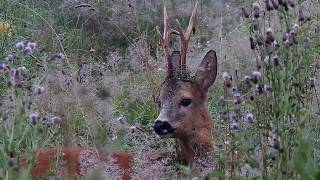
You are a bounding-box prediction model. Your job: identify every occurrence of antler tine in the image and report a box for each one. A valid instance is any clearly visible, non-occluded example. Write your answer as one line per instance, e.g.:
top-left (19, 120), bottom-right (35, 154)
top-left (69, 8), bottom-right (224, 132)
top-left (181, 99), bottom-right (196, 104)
top-left (156, 6), bottom-right (181, 76)
top-left (175, 2), bottom-right (198, 73)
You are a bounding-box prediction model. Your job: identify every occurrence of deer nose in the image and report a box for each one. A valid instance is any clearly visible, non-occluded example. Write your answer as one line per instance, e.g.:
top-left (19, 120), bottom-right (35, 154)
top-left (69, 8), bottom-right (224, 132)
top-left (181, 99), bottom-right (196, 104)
top-left (153, 120), bottom-right (175, 136)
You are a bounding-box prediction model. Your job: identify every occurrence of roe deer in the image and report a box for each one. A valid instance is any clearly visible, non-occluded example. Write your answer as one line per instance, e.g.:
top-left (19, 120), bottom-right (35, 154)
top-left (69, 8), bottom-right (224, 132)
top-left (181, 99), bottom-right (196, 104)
top-left (153, 2), bottom-right (218, 167)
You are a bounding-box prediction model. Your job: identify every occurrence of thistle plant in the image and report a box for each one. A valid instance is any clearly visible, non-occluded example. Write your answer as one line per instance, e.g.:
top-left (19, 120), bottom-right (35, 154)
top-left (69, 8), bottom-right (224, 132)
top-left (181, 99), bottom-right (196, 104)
top-left (213, 0), bottom-right (320, 179)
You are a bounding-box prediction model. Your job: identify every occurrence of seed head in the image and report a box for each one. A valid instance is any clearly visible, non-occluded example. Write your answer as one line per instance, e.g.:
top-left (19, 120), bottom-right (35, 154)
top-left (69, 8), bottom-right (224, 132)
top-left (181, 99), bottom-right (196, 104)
top-left (270, 0), bottom-right (279, 9)
top-left (255, 34), bottom-right (264, 46)
top-left (253, 3), bottom-right (261, 18)
top-left (129, 126), bottom-right (137, 133)
top-left (241, 7), bottom-right (249, 18)
top-left (252, 18), bottom-right (259, 31)
top-left (279, 0), bottom-right (289, 11)
top-left (289, 30), bottom-right (298, 44)
top-left (265, 0), bottom-right (274, 11)
top-left (51, 116), bottom-right (63, 125)
top-left (308, 78), bottom-right (315, 88)
top-left (243, 75), bottom-right (251, 87)
top-left (265, 28), bottom-right (275, 45)
top-left (264, 84), bottom-right (272, 93)
top-left (292, 24), bottom-right (299, 34)
top-left (220, 111), bottom-right (228, 121)
top-left (116, 116), bottom-right (127, 125)
top-left (299, 8), bottom-right (305, 23)
top-left (269, 135), bottom-right (281, 150)
top-left (56, 53), bottom-right (65, 60)
top-left (249, 37), bottom-right (256, 50)
top-left (271, 40), bottom-right (280, 50)
top-left (256, 84), bottom-right (264, 94)
top-left (15, 41), bottom-right (24, 50)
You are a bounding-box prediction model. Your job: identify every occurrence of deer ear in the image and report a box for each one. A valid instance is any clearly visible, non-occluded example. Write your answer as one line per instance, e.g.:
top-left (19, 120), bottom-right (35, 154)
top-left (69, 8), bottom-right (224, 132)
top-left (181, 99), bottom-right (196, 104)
top-left (194, 50), bottom-right (218, 92)
top-left (169, 51), bottom-right (181, 73)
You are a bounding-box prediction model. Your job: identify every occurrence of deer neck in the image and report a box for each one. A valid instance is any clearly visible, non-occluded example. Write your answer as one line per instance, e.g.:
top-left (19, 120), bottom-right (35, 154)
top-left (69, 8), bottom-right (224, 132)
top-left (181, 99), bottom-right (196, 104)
top-left (176, 113), bottom-right (214, 165)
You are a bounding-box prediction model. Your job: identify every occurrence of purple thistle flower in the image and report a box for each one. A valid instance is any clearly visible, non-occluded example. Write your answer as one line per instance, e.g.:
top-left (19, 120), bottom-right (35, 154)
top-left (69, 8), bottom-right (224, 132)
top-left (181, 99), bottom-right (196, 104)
top-left (230, 113), bottom-right (238, 122)
top-left (34, 85), bottom-right (45, 95)
top-left (23, 46), bottom-right (33, 54)
top-left (251, 71), bottom-right (262, 83)
top-left (15, 41), bottom-right (25, 50)
top-left (230, 121), bottom-right (240, 131)
top-left (28, 112), bottom-right (38, 125)
top-left (233, 92), bottom-right (241, 104)
top-left (57, 53), bottom-right (65, 60)
top-left (219, 96), bottom-right (225, 106)
top-left (245, 112), bottom-right (254, 123)
top-left (9, 68), bottom-right (21, 87)
top-left (283, 32), bottom-right (290, 42)
top-left (287, 0), bottom-right (295, 8)
top-left (26, 42), bottom-right (37, 50)
top-left (4, 52), bottom-right (15, 61)
top-left (0, 63), bottom-right (8, 71)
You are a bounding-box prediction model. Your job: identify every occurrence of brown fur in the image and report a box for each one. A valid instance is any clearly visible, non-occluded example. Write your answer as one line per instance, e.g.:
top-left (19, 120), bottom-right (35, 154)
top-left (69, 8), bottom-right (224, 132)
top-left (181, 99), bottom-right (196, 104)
top-left (154, 4), bottom-right (217, 167)
top-left (158, 75), bottom-right (216, 166)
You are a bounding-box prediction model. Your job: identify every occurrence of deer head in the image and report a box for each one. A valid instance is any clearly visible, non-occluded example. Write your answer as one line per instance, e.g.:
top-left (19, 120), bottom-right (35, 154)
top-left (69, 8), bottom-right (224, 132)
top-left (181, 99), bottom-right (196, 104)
top-left (153, 3), bottom-right (218, 166)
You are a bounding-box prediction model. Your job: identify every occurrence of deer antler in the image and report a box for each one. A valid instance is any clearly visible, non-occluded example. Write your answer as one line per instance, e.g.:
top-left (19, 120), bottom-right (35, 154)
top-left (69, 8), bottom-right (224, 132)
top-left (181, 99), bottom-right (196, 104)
top-left (176, 2), bottom-right (198, 74)
top-left (156, 6), bottom-right (180, 76)
top-left (156, 3), bottom-right (198, 77)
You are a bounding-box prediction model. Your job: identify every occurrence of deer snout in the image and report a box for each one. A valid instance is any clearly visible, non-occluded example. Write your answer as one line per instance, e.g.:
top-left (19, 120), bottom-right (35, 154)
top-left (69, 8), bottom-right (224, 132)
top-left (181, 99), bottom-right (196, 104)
top-left (153, 120), bottom-right (175, 137)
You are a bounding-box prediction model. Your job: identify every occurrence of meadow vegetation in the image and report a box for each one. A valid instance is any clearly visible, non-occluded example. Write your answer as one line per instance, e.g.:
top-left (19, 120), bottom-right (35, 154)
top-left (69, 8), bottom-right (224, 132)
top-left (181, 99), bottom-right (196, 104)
top-left (0, 0), bottom-right (320, 179)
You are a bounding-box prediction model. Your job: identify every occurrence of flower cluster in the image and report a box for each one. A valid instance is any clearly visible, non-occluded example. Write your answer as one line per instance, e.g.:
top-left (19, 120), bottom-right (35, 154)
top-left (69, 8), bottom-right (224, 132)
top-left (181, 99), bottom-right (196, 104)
top-left (0, 40), bottom-right (65, 127)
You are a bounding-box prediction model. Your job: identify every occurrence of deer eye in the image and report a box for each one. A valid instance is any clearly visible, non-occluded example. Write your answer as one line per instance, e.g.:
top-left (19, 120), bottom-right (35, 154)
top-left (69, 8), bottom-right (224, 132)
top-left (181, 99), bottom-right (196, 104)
top-left (180, 98), bottom-right (192, 107)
